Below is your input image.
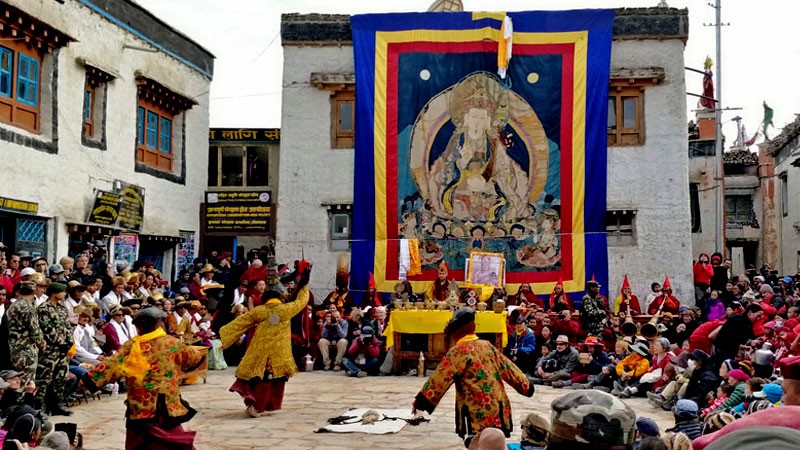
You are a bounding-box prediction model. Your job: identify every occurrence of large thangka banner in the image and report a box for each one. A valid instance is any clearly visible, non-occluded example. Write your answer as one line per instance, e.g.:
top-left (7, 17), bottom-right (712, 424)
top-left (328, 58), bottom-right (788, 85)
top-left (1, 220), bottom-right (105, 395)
top-left (351, 10), bottom-right (613, 297)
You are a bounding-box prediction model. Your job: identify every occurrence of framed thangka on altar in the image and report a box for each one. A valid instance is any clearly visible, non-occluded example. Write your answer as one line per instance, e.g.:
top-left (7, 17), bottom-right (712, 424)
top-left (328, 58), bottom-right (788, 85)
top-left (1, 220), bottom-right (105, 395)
top-left (350, 10), bottom-right (613, 298)
top-left (467, 252), bottom-right (505, 288)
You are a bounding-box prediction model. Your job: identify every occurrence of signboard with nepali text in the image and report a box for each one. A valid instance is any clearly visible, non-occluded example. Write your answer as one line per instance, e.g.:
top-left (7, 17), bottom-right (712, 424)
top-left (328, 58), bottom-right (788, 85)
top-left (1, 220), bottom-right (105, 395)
top-left (0, 196), bottom-right (38, 214)
top-left (87, 190), bottom-right (121, 225)
top-left (204, 191), bottom-right (271, 233)
top-left (209, 128), bottom-right (280, 142)
top-left (114, 181), bottom-right (145, 231)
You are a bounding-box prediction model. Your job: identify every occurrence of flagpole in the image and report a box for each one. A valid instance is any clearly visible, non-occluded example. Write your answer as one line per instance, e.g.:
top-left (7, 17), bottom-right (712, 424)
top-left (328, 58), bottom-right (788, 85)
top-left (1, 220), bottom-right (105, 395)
top-left (714, 0), bottom-right (724, 254)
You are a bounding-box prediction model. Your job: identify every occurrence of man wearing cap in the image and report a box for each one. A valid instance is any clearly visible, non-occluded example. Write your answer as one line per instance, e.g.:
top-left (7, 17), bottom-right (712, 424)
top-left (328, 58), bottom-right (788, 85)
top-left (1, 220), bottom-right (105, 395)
top-left (504, 316), bottom-right (537, 375)
top-left (36, 282), bottom-right (73, 415)
top-left (6, 281), bottom-right (44, 385)
top-left (546, 390), bottom-right (637, 450)
top-left (414, 307), bottom-right (534, 444)
top-left (47, 264), bottom-right (66, 282)
top-left (341, 326), bottom-right (382, 377)
top-left (532, 335), bottom-right (579, 385)
top-left (19, 266), bottom-right (36, 283)
top-left (666, 399), bottom-right (702, 439)
top-left (0, 369), bottom-right (37, 412)
top-left (88, 306), bottom-right (206, 449)
top-left (580, 281), bottom-right (608, 337)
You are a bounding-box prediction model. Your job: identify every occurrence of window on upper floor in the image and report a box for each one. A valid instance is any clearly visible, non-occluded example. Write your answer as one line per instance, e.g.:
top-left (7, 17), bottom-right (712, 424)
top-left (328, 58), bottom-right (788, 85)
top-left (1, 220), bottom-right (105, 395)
top-left (332, 89), bottom-right (355, 148)
top-left (690, 183), bottom-right (701, 233)
top-left (207, 145), bottom-right (270, 187)
top-left (135, 76), bottom-right (195, 179)
top-left (137, 103), bottom-right (174, 171)
top-left (780, 173), bottom-right (788, 217)
top-left (725, 194), bottom-right (754, 223)
top-left (607, 84), bottom-right (644, 147)
top-left (606, 209), bottom-right (637, 246)
top-left (0, 41), bottom-right (42, 133)
top-left (81, 64), bottom-right (114, 148)
top-left (606, 70), bottom-right (664, 147)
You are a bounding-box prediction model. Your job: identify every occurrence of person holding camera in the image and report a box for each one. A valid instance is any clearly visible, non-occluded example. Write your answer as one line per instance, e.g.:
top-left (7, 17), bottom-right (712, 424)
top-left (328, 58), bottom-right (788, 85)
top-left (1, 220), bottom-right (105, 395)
top-left (317, 309), bottom-right (349, 371)
top-left (341, 326), bottom-right (382, 377)
top-left (504, 316), bottom-right (536, 375)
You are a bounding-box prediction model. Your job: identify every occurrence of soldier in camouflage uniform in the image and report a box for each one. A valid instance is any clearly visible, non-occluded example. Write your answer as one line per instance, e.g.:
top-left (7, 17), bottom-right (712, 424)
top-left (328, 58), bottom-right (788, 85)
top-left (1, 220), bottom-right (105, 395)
top-left (36, 282), bottom-right (74, 416)
top-left (580, 281), bottom-right (608, 337)
top-left (547, 389), bottom-right (636, 450)
top-left (6, 281), bottom-right (45, 385)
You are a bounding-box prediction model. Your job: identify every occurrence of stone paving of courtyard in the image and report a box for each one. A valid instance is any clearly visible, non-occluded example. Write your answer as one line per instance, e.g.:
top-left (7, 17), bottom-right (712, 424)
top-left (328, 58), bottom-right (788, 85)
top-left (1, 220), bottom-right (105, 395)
top-left (59, 368), bottom-right (674, 449)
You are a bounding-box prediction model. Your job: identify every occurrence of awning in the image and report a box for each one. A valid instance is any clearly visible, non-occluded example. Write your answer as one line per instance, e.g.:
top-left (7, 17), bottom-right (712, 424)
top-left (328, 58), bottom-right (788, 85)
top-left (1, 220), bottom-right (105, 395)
top-left (66, 222), bottom-right (122, 237)
top-left (140, 234), bottom-right (185, 245)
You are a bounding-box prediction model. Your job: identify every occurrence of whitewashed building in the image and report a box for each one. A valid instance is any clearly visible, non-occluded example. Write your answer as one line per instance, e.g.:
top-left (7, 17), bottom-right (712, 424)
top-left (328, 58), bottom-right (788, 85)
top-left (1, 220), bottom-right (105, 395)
top-left (0, 0), bottom-right (213, 278)
top-left (767, 117), bottom-right (800, 274)
top-left (278, 8), bottom-right (693, 301)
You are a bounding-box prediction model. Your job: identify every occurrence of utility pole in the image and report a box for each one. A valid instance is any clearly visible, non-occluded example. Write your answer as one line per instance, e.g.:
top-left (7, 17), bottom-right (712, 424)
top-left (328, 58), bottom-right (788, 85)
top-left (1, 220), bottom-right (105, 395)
top-left (713, 0), bottom-right (724, 254)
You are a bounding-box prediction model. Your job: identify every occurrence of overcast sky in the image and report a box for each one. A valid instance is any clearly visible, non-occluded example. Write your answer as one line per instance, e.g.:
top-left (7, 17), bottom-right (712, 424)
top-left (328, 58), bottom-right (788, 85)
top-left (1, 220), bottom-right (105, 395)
top-left (136, 0), bottom-right (799, 146)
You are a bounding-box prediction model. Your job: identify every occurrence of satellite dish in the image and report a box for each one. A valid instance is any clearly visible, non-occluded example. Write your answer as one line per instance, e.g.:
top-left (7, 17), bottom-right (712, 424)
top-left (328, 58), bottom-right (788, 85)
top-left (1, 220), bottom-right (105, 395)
top-left (428, 0), bottom-right (463, 12)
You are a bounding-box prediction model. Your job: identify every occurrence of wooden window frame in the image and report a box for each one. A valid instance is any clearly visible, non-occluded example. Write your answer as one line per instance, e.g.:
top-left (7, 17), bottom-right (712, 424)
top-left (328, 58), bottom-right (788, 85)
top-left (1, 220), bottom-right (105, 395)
top-left (136, 99), bottom-right (174, 172)
top-left (83, 84), bottom-right (95, 138)
top-left (780, 173), bottom-right (789, 217)
top-left (606, 209), bottom-right (637, 247)
top-left (331, 89), bottom-right (355, 149)
top-left (608, 82), bottom-right (644, 147)
top-left (0, 46), bottom-right (12, 98)
top-left (0, 40), bottom-right (42, 134)
top-left (725, 194), bottom-right (753, 223)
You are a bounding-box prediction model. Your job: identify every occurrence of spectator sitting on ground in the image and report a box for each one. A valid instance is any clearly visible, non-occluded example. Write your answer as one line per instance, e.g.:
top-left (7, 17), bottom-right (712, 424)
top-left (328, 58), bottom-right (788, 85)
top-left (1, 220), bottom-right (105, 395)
top-left (552, 336), bottom-right (608, 389)
top-left (635, 417), bottom-right (660, 449)
top-left (613, 341), bottom-right (651, 397)
top-left (531, 335), bottom-right (578, 385)
top-left (341, 326), bottom-right (382, 377)
top-left (666, 399), bottom-right (702, 440)
top-left (707, 368), bottom-right (749, 415)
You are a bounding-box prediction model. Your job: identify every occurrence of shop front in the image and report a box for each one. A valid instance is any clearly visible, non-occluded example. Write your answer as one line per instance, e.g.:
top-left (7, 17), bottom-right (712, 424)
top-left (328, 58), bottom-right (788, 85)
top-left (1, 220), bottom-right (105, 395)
top-left (0, 195), bottom-right (49, 258)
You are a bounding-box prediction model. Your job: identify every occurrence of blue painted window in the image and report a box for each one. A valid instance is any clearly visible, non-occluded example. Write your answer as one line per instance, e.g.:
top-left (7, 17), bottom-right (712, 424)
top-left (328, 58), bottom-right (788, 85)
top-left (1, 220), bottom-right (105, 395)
top-left (146, 111), bottom-right (158, 148)
top-left (159, 117), bottom-right (171, 153)
top-left (136, 107), bottom-right (145, 144)
top-left (84, 90), bottom-right (92, 120)
top-left (0, 47), bottom-right (11, 97)
top-left (16, 54), bottom-right (38, 106)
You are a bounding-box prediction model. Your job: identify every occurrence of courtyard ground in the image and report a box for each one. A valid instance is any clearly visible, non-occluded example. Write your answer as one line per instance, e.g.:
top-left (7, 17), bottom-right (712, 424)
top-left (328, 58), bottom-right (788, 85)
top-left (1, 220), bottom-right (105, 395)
top-left (61, 368), bottom-right (674, 450)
